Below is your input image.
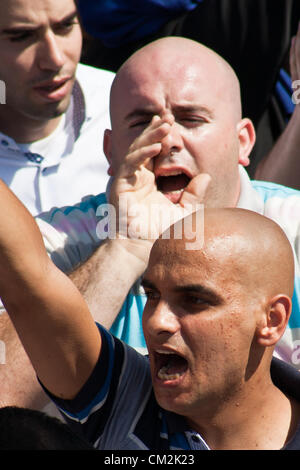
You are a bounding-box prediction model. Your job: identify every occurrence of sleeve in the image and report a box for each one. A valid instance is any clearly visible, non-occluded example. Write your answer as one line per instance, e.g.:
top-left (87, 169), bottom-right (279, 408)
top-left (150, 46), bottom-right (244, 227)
top-left (35, 193), bottom-right (108, 273)
top-left (77, 0), bottom-right (202, 47)
top-left (40, 324), bottom-right (151, 447)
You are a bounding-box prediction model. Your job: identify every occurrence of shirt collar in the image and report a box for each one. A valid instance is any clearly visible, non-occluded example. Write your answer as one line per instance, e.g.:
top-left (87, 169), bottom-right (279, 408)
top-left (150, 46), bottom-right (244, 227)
top-left (237, 165), bottom-right (264, 214)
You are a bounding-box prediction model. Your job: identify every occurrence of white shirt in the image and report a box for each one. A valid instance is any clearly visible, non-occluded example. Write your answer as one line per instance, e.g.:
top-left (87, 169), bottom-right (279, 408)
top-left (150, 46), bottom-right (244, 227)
top-left (0, 63), bottom-right (115, 215)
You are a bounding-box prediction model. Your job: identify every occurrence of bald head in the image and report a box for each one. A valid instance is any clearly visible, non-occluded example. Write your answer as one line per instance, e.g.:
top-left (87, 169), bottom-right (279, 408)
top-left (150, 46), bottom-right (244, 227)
top-left (111, 37), bottom-right (242, 123)
top-left (143, 208), bottom-right (294, 419)
top-left (152, 208), bottom-right (295, 300)
top-left (105, 36), bottom-right (256, 208)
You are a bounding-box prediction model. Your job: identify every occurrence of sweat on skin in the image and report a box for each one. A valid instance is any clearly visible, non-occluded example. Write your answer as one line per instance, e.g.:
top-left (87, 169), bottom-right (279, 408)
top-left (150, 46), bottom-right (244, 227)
top-left (141, 208), bottom-right (298, 449)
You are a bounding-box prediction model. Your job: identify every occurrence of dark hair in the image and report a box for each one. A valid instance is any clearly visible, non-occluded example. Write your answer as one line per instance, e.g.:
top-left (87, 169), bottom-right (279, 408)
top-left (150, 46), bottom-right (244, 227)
top-left (0, 406), bottom-right (94, 450)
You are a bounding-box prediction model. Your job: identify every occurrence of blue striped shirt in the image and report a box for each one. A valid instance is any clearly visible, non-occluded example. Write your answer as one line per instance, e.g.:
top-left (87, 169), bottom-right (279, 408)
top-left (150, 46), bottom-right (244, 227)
top-left (37, 166), bottom-right (300, 366)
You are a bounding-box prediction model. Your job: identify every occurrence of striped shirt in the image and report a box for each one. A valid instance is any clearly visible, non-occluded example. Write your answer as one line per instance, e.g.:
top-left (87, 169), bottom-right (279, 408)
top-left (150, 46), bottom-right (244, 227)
top-left (36, 166), bottom-right (300, 365)
top-left (43, 324), bottom-right (300, 450)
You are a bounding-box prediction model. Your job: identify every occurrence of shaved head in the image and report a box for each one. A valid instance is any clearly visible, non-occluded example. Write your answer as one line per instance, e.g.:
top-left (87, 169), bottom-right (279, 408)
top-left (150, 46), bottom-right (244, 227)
top-left (142, 208), bottom-right (294, 419)
top-left (155, 208), bottom-right (295, 300)
top-left (111, 36), bottom-right (242, 124)
top-left (105, 36), bottom-right (255, 208)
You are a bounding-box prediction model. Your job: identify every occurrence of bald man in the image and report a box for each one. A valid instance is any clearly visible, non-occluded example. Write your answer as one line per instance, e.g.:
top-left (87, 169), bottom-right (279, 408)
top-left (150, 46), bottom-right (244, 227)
top-left (0, 179), bottom-right (299, 450)
top-left (0, 36), bottom-right (300, 414)
top-left (35, 36), bottom-right (300, 363)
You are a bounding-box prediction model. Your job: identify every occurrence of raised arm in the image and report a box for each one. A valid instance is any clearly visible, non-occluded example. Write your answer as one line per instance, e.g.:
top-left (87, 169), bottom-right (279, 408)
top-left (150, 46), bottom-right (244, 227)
top-left (0, 180), bottom-right (101, 400)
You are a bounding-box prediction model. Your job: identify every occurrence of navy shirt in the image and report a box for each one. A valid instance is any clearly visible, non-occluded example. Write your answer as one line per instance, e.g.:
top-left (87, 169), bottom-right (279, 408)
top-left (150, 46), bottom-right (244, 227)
top-left (44, 325), bottom-right (300, 450)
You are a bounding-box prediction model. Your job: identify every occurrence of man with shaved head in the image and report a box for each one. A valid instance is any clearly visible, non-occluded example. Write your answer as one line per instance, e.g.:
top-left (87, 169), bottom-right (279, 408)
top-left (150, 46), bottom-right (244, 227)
top-left (1, 36), bottom-right (300, 414)
top-left (0, 179), bottom-right (299, 450)
top-left (35, 36), bottom-right (300, 363)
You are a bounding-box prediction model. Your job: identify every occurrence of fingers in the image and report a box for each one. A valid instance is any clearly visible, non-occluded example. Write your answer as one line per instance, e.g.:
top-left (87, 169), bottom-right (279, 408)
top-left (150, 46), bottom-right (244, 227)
top-left (119, 114), bottom-right (174, 176)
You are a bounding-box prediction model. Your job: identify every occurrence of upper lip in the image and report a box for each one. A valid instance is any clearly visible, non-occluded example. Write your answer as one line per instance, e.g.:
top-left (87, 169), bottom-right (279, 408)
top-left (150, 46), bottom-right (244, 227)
top-left (152, 345), bottom-right (187, 359)
top-left (33, 76), bottom-right (71, 90)
top-left (154, 166), bottom-right (193, 180)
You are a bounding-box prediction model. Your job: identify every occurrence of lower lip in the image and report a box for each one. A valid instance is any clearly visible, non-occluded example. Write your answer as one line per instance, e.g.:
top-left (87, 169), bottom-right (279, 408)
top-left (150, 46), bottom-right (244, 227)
top-left (33, 79), bottom-right (72, 102)
top-left (154, 373), bottom-right (186, 390)
top-left (163, 191), bottom-right (184, 204)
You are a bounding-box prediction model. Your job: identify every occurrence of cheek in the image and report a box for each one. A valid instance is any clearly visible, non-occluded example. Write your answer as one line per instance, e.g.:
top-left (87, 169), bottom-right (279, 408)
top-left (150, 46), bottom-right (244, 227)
top-left (67, 30), bottom-right (83, 63)
top-left (0, 51), bottom-right (33, 79)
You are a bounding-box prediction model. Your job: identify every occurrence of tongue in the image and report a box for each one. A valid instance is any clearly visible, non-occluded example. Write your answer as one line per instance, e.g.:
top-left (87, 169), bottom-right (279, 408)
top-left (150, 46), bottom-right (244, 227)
top-left (157, 174), bottom-right (190, 193)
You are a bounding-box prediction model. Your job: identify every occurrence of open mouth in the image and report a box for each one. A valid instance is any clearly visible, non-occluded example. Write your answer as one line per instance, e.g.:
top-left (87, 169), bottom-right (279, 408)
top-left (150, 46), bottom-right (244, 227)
top-left (33, 78), bottom-right (72, 101)
top-left (156, 171), bottom-right (191, 203)
top-left (155, 351), bottom-right (188, 381)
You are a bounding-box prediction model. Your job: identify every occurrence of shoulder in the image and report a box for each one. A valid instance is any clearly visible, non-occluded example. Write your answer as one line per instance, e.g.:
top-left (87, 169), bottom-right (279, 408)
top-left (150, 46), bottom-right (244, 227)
top-left (73, 63), bottom-right (115, 122)
top-left (251, 180), bottom-right (300, 201)
top-left (75, 63), bottom-right (115, 95)
top-left (251, 180), bottom-right (300, 212)
top-left (36, 193), bottom-right (108, 272)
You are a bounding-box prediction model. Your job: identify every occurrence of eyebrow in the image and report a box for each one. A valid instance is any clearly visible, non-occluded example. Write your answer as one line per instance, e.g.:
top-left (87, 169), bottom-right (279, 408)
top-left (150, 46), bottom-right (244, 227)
top-left (1, 11), bottom-right (78, 35)
top-left (124, 108), bottom-right (157, 123)
top-left (124, 104), bottom-right (214, 122)
top-left (141, 278), bottom-right (157, 290)
top-left (141, 279), bottom-right (223, 305)
top-left (174, 284), bottom-right (223, 305)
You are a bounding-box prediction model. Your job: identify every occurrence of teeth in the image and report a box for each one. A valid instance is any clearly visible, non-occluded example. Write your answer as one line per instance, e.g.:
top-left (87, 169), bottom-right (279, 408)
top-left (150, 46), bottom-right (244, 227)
top-left (169, 189), bottom-right (184, 194)
top-left (158, 366), bottom-right (184, 380)
top-left (158, 170), bottom-right (185, 177)
top-left (165, 170), bottom-right (182, 176)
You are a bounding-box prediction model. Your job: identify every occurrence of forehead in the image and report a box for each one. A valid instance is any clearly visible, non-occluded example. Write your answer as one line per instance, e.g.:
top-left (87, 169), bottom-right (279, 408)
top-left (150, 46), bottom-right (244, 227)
top-left (145, 234), bottom-right (248, 293)
top-left (113, 59), bottom-right (224, 121)
top-left (145, 239), bottom-right (212, 284)
top-left (0, 0), bottom-right (76, 25)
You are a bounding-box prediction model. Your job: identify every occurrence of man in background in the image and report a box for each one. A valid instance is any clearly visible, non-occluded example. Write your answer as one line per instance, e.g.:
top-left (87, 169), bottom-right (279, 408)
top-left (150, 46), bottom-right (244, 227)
top-left (0, 0), bottom-right (114, 215)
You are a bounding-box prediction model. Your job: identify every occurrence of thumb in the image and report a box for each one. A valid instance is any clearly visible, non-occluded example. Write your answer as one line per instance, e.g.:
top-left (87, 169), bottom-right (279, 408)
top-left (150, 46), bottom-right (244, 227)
top-left (179, 173), bottom-right (211, 208)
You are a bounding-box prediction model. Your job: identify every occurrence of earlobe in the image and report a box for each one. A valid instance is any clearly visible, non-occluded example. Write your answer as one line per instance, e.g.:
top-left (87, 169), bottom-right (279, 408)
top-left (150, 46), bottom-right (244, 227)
top-left (103, 129), bottom-right (114, 176)
top-left (257, 295), bottom-right (292, 347)
top-left (237, 118), bottom-right (256, 167)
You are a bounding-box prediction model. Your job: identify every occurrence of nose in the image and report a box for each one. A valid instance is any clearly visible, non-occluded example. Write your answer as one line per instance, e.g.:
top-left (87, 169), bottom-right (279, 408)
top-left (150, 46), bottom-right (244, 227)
top-left (159, 121), bottom-right (184, 158)
top-left (144, 301), bottom-right (180, 339)
top-left (37, 31), bottom-right (65, 71)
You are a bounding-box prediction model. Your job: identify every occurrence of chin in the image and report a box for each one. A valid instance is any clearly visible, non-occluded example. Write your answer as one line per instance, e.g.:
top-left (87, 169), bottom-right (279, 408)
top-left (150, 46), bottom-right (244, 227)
top-left (46, 97), bottom-right (71, 119)
top-left (154, 389), bottom-right (190, 416)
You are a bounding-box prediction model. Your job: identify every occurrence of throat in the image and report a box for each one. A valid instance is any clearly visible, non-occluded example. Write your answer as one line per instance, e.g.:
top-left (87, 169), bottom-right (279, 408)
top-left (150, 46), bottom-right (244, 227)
top-left (0, 108), bottom-right (63, 143)
top-left (157, 174), bottom-right (190, 194)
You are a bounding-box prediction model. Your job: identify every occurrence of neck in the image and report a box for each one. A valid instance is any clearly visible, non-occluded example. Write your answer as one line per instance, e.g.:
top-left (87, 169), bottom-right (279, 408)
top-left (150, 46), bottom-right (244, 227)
top-left (187, 374), bottom-right (300, 450)
top-left (0, 110), bottom-right (62, 144)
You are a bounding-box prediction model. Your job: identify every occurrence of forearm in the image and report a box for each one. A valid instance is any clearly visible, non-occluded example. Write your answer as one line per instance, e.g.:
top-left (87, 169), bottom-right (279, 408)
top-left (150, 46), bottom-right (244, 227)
top-left (0, 312), bottom-right (50, 410)
top-left (0, 181), bottom-right (101, 399)
top-left (254, 107), bottom-right (300, 189)
top-left (70, 237), bottom-right (152, 328)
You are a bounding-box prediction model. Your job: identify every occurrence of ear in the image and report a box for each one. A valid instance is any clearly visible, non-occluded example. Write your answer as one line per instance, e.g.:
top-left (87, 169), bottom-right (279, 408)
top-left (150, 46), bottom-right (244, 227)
top-left (257, 295), bottom-right (292, 347)
top-left (237, 118), bottom-right (256, 167)
top-left (103, 129), bottom-right (114, 176)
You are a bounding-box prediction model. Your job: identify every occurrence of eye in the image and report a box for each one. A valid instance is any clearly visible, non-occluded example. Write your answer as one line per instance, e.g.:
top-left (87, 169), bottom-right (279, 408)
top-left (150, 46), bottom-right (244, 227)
top-left (179, 116), bottom-right (208, 127)
top-left (129, 119), bottom-right (151, 129)
top-left (54, 18), bottom-right (79, 35)
top-left (144, 288), bottom-right (160, 301)
top-left (8, 31), bottom-right (34, 42)
top-left (181, 293), bottom-right (212, 313)
top-left (185, 294), bottom-right (208, 305)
